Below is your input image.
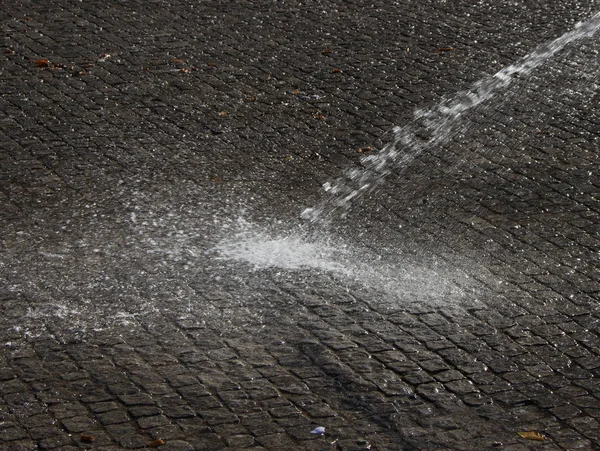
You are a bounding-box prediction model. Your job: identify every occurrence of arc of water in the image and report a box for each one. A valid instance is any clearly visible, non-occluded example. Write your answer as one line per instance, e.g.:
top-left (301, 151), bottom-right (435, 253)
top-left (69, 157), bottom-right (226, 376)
top-left (302, 11), bottom-right (600, 225)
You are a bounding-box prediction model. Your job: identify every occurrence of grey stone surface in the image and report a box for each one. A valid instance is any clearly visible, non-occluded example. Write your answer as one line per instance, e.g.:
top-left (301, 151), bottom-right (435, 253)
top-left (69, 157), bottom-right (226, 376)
top-left (2, 0), bottom-right (600, 450)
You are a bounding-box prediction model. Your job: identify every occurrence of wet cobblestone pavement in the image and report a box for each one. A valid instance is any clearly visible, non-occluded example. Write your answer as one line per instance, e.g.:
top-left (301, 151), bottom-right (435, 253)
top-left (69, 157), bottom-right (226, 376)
top-left (2, 1), bottom-right (600, 449)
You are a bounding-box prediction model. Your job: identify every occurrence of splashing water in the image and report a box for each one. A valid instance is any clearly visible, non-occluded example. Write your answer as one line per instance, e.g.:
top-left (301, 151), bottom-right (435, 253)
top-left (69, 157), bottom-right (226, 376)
top-left (214, 11), bottom-right (600, 305)
top-left (301, 11), bottom-right (600, 225)
top-left (213, 218), bottom-right (483, 305)
top-left (213, 218), bottom-right (349, 272)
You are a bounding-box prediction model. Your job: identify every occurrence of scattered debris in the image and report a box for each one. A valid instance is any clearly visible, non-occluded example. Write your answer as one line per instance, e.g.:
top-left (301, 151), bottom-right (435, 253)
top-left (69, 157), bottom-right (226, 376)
top-left (34, 58), bottom-right (49, 67)
top-left (357, 146), bottom-right (374, 153)
top-left (5, 48), bottom-right (14, 55)
top-left (321, 49), bottom-right (334, 54)
top-left (33, 57), bottom-right (90, 76)
top-left (518, 431), bottom-right (545, 441)
top-left (291, 89), bottom-right (302, 95)
top-left (298, 93), bottom-right (323, 101)
top-left (218, 111), bottom-right (229, 117)
top-left (311, 426), bottom-right (326, 435)
top-left (71, 69), bottom-right (90, 77)
top-left (80, 434), bottom-right (95, 443)
top-left (332, 68), bottom-right (343, 73)
top-left (98, 53), bottom-right (111, 62)
top-left (147, 438), bottom-right (165, 447)
top-left (171, 57), bottom-right (186, 63)
top-left (314, 113), bottom-right (326, 120)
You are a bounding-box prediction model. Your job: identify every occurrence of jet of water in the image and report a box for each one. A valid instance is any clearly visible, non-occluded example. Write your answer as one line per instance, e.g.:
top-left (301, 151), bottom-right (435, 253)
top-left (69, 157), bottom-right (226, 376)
top-left (301, 11), bottom-right (600, 225)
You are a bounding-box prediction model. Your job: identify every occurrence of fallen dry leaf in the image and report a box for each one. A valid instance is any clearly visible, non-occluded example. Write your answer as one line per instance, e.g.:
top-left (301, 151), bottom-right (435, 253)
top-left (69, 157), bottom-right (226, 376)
top-left (332, 68), bottom-right (342, 73)
top-left (148, 438), bottom-right (165, 447)
top-left (321, 49), bottom-right (334, 54)
top-left (34, 58), bottom-right (49, 67)
top-left (171, 58), bottom-right (186, 63)
top-left (518, 431), bottom-right (545, 441)
top-left (314, 114), bottom-right (326, 120)
top-left (5, 48), bottom-right (14, 55)
top-left (357, 146), bottom-right (374, 153)
top-left (80, 434), bottom-right (95, 443)
top-left (291, 90), bottom-right (302, 95)
top-left (218, 111), bottom-right (229, 117)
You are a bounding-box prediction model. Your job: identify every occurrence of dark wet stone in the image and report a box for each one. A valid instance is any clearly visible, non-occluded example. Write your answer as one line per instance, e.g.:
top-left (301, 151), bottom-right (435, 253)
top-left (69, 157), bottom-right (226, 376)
top-left (2, 0), bottom-right (600, 449)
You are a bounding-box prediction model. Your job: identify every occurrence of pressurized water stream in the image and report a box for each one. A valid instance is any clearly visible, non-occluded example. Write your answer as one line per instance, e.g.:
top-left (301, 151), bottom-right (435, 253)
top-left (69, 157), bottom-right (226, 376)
top-left (301, 10), bottom-right (600, 225)
top-left (216, 10), bottom-right (600, 301)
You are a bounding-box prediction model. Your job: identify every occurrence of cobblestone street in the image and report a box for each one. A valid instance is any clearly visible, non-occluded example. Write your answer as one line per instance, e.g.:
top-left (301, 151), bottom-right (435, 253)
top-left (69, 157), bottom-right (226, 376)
top-left (1, 1), bottom-right (600, 449)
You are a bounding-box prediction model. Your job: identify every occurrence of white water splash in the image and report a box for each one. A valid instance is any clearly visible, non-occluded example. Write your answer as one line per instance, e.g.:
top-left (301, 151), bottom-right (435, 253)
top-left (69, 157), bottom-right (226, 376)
top-left (302, 11), bottom-right (600, 224)
top-left (215, 232), bottom-right (347, 273)
top-left (213, 219), bottom-right (350, 272)
top-left (213, 219), bottom-right (483, 305)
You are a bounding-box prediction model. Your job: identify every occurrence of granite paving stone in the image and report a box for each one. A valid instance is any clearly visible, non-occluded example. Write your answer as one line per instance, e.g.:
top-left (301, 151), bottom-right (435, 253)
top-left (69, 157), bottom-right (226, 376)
top-left (2, 0), bottom-right (600, 449)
